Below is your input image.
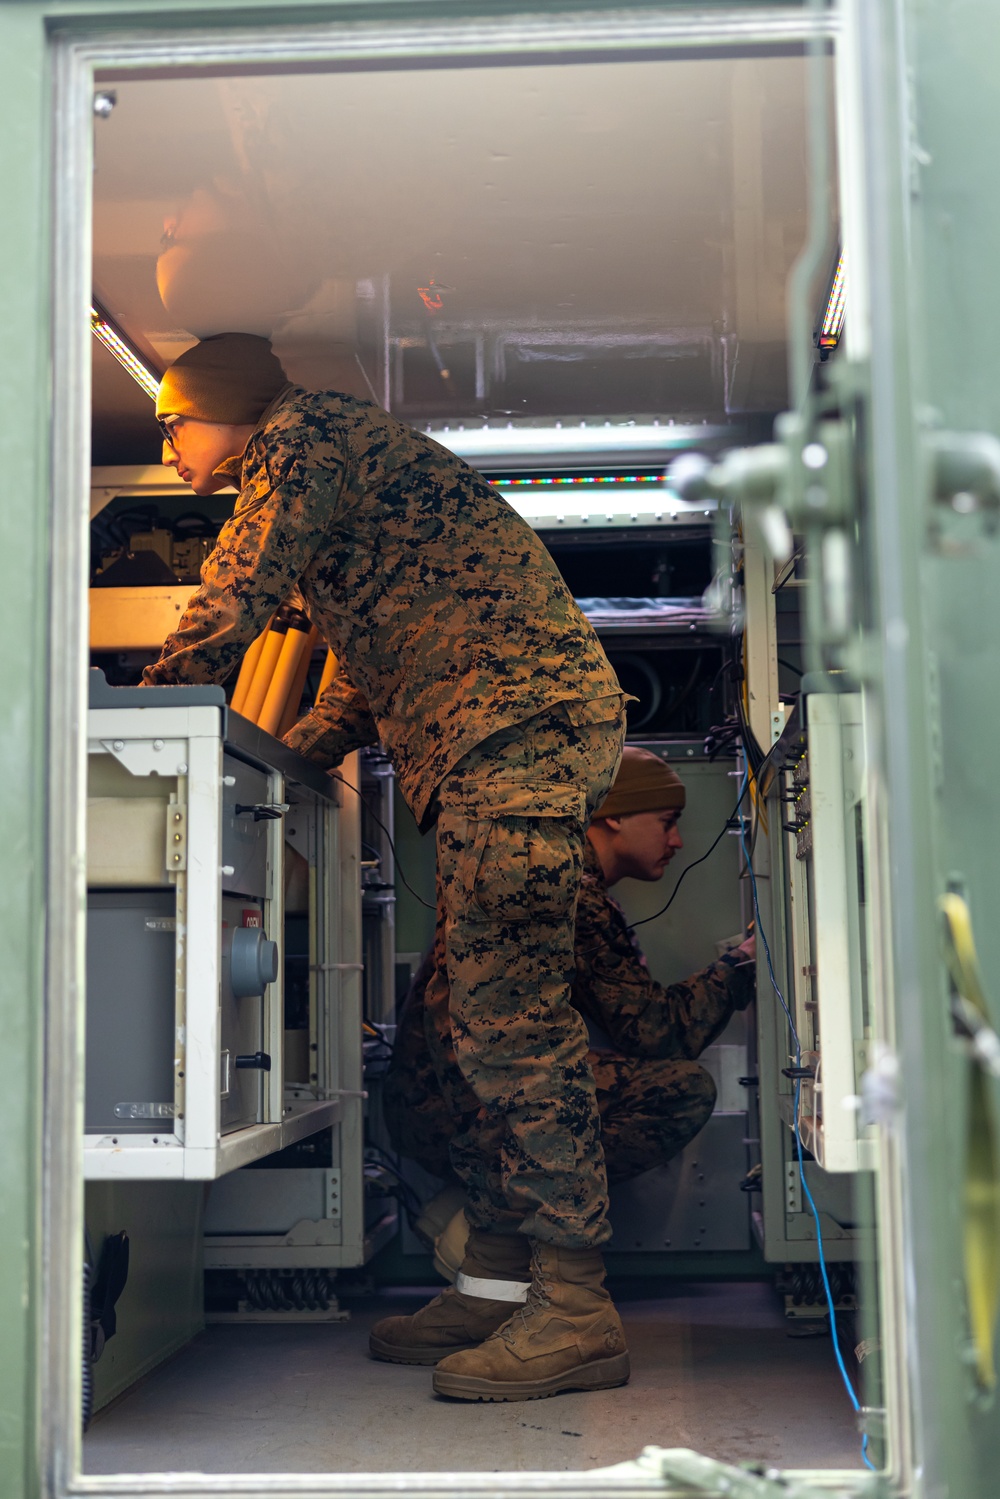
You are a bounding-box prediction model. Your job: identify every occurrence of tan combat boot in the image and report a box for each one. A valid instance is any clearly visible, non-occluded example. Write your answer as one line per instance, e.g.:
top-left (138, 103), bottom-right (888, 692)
top-left (431, 1241), bottom-right (630, 1400)
top-left (369, 1228), bottom-right (531, 1366)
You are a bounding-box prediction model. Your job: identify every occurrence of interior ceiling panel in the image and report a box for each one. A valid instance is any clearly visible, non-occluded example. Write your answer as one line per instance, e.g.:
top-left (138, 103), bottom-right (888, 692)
top-left (91, 53), bottom-right (835, 459)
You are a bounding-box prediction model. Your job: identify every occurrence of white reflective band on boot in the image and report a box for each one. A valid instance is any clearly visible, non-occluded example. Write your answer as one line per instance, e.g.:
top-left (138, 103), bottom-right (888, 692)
top-left (455, 1272), bottom-right (531, 1303)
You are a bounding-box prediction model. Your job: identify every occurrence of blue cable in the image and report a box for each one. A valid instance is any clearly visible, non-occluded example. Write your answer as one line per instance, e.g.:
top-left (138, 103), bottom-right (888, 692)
top-left (737, 769), bottom-right (876, 1472)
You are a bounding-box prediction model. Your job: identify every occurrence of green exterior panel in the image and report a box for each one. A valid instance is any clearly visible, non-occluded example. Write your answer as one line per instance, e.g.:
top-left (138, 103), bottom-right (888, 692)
top-left (0, 7), bottom-right (50, 1498)
top-left (848, 1), bottom-right (1000, 1493)
top-left (905, 0), bottom-right (1000, 1489)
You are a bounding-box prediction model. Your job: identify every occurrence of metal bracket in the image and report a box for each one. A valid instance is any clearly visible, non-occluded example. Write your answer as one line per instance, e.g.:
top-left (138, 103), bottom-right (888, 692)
top-left (165, 800), bottom-right (187, 873)
top-left (669, 410), bottom-right (861, 673)
top-left (325, 1168), bottom-right (342, 1224)
top-left (785, 1160), bottom-right (803, 1215)
top-left (96, 737), bottom-right (189, 778)
top-left (857, 1407), bottom-right (887, 1440)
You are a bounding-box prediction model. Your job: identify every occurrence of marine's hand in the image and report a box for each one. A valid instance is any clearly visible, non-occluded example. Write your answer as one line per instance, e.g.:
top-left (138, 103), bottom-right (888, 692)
top-left (735, 932), bottom-right (756, 962)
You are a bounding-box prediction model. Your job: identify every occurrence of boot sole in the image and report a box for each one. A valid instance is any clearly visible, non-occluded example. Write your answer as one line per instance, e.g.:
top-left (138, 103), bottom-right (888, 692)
top-left (369, 1334), bottom-right (479, 1367)
top-left (432, 1352), bottom-right (631, 1401)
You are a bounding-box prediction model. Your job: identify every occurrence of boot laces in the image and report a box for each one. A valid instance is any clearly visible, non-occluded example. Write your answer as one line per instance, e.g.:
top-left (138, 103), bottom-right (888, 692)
top-left (497, 1248), bottom-right (553, 1345)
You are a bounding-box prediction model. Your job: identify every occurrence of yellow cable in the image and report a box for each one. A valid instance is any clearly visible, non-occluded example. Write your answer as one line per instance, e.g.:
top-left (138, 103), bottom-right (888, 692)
top-left (941, 892), bottom-right (1000, 1390)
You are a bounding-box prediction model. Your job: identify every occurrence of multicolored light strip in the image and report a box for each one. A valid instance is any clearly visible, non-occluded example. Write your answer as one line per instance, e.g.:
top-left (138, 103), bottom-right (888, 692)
top-left (818, 252), bottom-right (846, 350)
top-left (90, 304), bottom-right (160, 400)
top-left (491, 473), bottom-right (662, 489)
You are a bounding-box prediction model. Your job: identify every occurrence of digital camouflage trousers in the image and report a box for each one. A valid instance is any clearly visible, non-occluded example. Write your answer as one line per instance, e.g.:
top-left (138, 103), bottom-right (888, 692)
top-left (384, 981), bottom-right (718, 1190)
top-left (424, 698), bottom-right (626, 1248)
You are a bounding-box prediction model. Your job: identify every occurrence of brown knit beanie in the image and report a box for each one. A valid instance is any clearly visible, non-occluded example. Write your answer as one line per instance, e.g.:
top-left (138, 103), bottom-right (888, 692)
top-left (156, 333), bottom-right (288, 423)
top-left (593, 746), bottom-right (686, 818)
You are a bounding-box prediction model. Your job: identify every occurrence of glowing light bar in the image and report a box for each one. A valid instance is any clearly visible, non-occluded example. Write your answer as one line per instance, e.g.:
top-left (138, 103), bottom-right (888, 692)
top-left (492, 473), bottom-right (663, 489)
top-left (818, 252), bottom-right (846, 350)
top-left (91, 304), bottom-right (160, 400)
top-left (495, 483), bottom-right (716, 526)
top-left (427, 422), bottom-right (731, 461)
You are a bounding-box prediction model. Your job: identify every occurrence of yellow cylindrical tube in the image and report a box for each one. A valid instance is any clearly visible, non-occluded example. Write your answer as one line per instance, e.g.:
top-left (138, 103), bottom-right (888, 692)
top-left (230, 624), bottom-right (270, 716)
top-left (241, 622), bottom-right (288, 725)
top-left (258, 622), bottom-right (313, 737)
top-left (278, 626), bottom-right (321, 740)
top-left (316, 647), bottom-right (338, 699)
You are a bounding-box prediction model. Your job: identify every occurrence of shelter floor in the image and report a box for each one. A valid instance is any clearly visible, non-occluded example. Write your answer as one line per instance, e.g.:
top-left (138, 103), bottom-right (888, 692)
top-left (84, 1280), bottom-right (864, 1475)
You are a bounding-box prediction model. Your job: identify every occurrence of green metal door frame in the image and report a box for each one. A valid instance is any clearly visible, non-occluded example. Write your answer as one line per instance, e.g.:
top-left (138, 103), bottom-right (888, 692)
top-left (845, 0), bottom-right (1000, 1494)
top-left (0, 3), bottom-right (929, 1497)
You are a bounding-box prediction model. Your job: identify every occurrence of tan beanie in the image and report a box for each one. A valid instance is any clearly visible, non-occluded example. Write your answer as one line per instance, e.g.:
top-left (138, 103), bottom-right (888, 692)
top-left (593, 746), bottom-right (686, 819)
top-left (156, 333), bottom-right (288, 423)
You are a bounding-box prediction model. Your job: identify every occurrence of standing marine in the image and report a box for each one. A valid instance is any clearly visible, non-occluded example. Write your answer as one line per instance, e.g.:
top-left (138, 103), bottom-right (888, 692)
top-left (380, 746), bottom-right (756, 1297)
top-left (143, 332), bottom-right (630, 1401)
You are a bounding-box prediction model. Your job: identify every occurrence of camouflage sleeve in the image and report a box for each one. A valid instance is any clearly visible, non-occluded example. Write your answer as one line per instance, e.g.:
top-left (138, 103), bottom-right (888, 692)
top-left (282, 662), bottom-right (379, 766)
top-left (142, 438), bottom-right (342, 687)
top-left (573, 876), bottom-right (755, 1061)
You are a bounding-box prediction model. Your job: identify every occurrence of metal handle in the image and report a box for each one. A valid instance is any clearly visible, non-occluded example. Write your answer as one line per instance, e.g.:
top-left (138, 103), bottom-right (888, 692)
top-left (235, 1052), bottom-right (271, 1072)
top-left (234, 802), bottom-right (289, 821)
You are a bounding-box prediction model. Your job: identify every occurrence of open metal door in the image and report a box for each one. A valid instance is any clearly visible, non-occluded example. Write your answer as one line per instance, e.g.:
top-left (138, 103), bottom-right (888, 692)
top-left (829, 2), bottom-right (1000, 1495)
top-left (666, 2), bottom-right (1000, 1493)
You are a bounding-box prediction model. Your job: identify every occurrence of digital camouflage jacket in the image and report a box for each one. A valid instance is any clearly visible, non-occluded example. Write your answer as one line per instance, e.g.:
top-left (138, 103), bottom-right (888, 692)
top-left (143, 386), bottom-right (622, 824)
top-left (573, 842), bottom-right (755, 1057)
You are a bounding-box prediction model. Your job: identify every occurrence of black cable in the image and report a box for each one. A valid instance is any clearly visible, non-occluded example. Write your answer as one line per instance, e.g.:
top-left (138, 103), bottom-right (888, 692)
top-left (660, 653), bottom-right (703, 726)
top-left (627, 732), bottom-right (782, 934)
top-left (706, 654), bottom-right (735, 704)
top-left (704, 719), bottom-right (743, 762)
top-left (360, 839), bottom-right (383, 867)
top-left (627, 783), bottom-right (749, 932)
top-left (331, 775), bottom-right (436, 911)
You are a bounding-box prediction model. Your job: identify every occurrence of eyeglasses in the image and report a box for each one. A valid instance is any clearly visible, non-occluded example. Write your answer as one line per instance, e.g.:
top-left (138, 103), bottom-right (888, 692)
top-left (157, 416), bottom-right (182, 449)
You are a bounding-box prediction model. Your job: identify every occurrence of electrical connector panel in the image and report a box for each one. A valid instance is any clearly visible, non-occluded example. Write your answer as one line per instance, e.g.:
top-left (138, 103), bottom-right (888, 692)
top-left (772, 692), bottom-right (875, 1173)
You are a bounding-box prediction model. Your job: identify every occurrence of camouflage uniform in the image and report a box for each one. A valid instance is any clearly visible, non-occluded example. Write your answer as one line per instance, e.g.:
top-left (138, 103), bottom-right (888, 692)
top-left (143, 385), bottom-right (626, 1248)
top-left (429, 703), bottom-right (624, 1247)
top-left (143, 385), bottom-right (622, 829)
top-left (384, 841), bottom-right (755, 1189)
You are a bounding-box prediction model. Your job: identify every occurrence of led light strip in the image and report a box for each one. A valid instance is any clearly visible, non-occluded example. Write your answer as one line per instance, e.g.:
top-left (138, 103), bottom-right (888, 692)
top-left (496, 485), bottom-right (714, 524)
top-left (491, 473), bottom-right (663, 489)
top-left (90, 303), bottom-right (160, 400)
top-left (818, 252), bottom-right (846, 350)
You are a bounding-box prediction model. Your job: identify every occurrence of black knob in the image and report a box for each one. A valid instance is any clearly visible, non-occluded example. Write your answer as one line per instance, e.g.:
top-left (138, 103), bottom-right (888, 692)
top-left (235, 1052), bottom-right (272, 1071)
